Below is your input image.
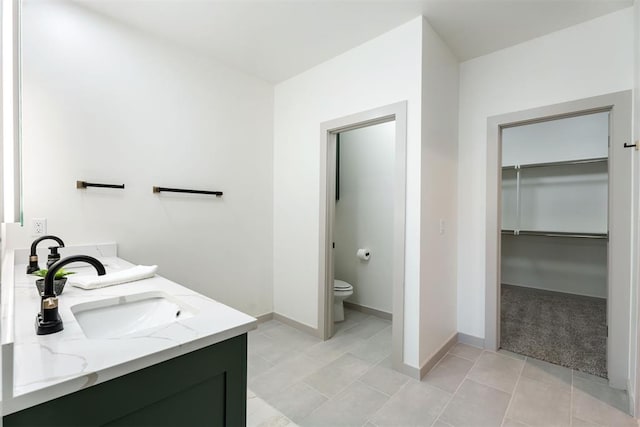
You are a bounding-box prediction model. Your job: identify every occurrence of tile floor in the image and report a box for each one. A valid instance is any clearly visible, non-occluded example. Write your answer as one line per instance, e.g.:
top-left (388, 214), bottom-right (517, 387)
top-left (247, 309), bottom-right (637, 427)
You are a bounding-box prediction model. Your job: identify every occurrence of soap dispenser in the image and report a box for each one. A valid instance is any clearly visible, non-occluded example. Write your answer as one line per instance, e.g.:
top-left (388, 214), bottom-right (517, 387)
top-left (46, 246), bottom-right (62, 268)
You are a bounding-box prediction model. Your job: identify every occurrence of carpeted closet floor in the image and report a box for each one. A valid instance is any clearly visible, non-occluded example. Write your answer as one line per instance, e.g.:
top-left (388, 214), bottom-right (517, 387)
top-left (500, 284), bottom-right (607, 378)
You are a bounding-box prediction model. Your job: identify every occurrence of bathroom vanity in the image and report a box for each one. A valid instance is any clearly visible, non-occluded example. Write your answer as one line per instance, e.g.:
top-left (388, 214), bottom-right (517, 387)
top-left (0, 243), bottom-right (256, 426)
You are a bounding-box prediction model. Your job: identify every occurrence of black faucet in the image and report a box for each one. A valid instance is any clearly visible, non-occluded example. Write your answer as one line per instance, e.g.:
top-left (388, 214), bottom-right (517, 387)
top-left (26, 235), bottom-right (65, 274)
top-left (36, 255), bottom-right (106, 335)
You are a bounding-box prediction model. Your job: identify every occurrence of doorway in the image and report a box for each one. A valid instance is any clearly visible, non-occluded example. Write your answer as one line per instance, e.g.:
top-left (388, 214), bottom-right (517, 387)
top-left (485, 91), bottom-right (632, 389)
top-left (333, 122), bottom-right (395, 329)
top-left (318, 101), bottom-right (407, 372)
top-left (500, 111), bottom-right (609, 377)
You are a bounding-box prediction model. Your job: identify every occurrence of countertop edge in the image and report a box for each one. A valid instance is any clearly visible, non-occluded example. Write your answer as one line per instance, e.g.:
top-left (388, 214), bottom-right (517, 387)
top-left (1, 250), bottom-right (16, 345)
top-left (3, 319), bottom-right (256, 415)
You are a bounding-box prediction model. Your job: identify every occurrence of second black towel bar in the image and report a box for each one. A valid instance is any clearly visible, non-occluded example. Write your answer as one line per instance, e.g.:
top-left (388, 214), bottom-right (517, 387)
top-left (153, 186), bottom-right (223, 197)
top-left (77, 181), bottom-right (125, 189)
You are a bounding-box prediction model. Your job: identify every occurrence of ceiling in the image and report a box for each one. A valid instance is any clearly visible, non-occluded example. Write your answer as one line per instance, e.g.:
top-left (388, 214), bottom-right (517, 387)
top-left (77, 0), bottom-right (633, 83)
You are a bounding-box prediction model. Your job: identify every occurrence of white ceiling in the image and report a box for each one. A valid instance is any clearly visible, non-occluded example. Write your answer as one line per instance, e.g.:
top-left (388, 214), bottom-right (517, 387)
top-left (77, 0), bottom-right (633, 83)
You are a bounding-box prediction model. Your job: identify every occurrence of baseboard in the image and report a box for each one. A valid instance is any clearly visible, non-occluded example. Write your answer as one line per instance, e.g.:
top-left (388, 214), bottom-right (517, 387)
top-left (344, 301), bottom-right (392, 321)
top-left (626, 378), bottom-right (635, 417)
top-left (396, 363), bottom-right (421, 379)
top-left (272, 313), bottom-right (322, 338)
top-left (417, 332), bottom-right (459, 379)
top-left (255, 312), bottom-right (274, 323)
top-left (457, 332), bottom-right (485, 349)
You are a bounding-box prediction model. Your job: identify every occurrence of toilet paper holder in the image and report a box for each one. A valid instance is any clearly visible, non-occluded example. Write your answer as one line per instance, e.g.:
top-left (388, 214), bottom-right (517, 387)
top-left (356, 248), bottom-right (370, 261)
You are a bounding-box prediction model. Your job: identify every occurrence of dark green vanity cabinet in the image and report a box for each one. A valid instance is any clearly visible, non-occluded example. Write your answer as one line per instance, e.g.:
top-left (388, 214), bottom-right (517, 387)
top-left (4, 334), bottom-right (248, 427)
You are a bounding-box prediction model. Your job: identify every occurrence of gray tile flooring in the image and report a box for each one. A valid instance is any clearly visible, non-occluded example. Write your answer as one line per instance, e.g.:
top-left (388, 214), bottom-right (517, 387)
top-left (247, 309), bottom-right (637, 427)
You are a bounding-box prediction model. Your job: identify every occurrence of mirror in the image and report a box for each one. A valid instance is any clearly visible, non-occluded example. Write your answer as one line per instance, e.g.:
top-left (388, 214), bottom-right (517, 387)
top-left (1, 0), bottom-right (23, 226)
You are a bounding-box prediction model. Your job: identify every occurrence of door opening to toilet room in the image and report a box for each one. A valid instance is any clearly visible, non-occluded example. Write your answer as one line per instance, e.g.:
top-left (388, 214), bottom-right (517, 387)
top-left (332, 121), bottom-right (395, 330)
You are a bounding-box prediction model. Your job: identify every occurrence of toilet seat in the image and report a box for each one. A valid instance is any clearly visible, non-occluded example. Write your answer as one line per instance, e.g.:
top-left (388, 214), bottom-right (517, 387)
top-left (334, 279), bottom-right (353, 291)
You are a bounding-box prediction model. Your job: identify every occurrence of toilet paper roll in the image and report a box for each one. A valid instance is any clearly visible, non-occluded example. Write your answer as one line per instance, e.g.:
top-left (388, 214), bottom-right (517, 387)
top-left (356, 248), bottom-right (370, 261)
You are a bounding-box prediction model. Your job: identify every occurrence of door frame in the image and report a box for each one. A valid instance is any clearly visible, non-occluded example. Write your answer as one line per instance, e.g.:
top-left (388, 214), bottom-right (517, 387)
top-left (318, 101), bottom-right (407, 371)
top-left (485, 90), bottom-right (632, 389)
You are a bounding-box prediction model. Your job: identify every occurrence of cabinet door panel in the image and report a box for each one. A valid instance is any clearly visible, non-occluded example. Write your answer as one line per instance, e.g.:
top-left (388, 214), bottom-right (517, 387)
top-left (105, 375), bottom-right (226, 427)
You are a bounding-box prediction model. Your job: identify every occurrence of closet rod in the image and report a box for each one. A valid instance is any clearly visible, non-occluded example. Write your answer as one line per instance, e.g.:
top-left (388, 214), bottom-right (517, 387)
top-left (502, 157), bottom-right (608, 170)
top-left (501, 229), bottom-right (608, 239)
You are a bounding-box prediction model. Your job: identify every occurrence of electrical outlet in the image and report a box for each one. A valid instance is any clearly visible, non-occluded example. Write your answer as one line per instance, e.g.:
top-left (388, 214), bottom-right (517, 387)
top-left (32, 218), bottom-right (47, 237)
top-left (439, 219), bottom-right (445, 235)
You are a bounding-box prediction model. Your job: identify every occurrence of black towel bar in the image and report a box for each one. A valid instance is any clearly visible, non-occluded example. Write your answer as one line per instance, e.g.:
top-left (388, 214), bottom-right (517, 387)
top-left (152, 186), bottom-right (223, 197)
top-left (77, 181), bottom-right (125, 189)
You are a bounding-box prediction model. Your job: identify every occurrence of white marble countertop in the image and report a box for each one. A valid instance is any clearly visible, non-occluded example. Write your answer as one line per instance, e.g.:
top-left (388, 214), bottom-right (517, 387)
top-left (2, 244), bottom-right (257, 415)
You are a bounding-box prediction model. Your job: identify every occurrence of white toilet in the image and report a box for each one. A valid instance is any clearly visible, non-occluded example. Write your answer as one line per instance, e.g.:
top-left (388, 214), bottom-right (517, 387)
top-left (334, 279), bottom-right (354, 322)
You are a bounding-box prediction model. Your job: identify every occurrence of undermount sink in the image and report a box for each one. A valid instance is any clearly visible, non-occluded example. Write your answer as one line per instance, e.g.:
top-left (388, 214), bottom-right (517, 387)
top-left (70, 292), bottom-right (196, 339)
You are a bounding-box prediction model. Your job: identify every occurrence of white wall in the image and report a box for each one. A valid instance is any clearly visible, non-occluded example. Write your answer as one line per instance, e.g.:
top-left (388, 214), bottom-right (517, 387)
top-left (457, 8), bottom-right (634, 338)
top-left (501, 236), bottom-right (607, 298)
top-left (501, 112), bottom-right (609, 166)
top-left (273, 17), bottom-right (423, 366)
top-left (419, 19), bottom-right (459, 366)
top-left (19, 1), bottom-right (275, 317)
top-left (335, 122), bottom-right (395, 314)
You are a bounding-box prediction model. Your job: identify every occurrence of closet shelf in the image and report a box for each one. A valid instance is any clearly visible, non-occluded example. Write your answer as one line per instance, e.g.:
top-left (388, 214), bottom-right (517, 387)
top-left (502, 156), bottom-right (607, 170)
top-left (501, 229), bottom-right (608, 239)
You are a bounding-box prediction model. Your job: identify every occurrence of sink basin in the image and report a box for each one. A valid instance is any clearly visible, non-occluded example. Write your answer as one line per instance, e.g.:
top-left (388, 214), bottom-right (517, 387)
top-left (71, 292), bottom-right (196, 339)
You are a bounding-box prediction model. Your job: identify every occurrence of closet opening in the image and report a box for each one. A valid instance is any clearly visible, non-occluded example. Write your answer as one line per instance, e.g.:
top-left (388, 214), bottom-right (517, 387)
top-left (500, 111), bottom-right (609, 378)
top-left (484, 91), bottom-right (632, 390)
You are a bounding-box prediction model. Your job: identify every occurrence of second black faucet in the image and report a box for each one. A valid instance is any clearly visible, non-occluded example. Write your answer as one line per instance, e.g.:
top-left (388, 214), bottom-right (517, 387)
top-left (26, 235), bottom-right (65, 274)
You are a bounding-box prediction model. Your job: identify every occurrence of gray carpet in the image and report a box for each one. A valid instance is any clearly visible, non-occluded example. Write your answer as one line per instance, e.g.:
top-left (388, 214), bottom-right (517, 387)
top-left (500, 284), bottom-right (607, 378)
